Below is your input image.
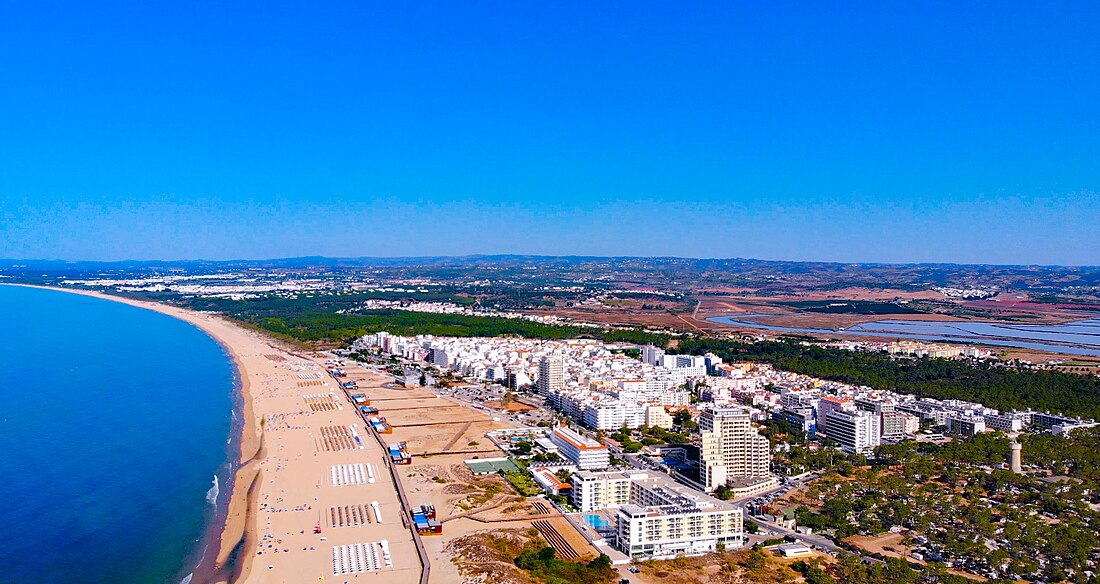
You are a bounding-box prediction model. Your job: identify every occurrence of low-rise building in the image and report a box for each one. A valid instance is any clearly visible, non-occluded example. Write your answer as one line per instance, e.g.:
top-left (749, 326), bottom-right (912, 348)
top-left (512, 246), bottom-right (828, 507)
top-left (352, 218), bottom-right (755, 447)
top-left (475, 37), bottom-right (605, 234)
top-left (1028, 411), bottom-right (1100, 436)
top-left (946, 415), bottom-right (986, 436)
top-left (983, 412), bottom-right (1028, 433)
top-left (646, 405), bottom-right (675, 429)
top-left (530, 466), bottom-right (573, 496)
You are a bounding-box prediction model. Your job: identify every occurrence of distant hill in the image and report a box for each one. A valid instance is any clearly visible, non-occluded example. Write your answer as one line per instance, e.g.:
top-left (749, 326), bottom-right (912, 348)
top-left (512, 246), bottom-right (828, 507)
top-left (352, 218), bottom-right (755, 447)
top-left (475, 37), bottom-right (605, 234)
top-left (3, 254), bottom-right (1099, 298)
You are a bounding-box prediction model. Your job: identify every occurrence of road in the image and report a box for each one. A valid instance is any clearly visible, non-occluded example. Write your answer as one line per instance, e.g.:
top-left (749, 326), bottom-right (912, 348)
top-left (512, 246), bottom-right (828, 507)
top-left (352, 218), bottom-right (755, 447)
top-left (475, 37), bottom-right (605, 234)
top-left (744, 515), bottom-right (842, 553)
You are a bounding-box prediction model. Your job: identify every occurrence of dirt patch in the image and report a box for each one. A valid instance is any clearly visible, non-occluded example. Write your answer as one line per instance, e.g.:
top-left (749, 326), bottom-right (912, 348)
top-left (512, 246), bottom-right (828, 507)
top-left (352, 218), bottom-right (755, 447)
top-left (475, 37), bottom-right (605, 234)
top-left (846, 532), bottom-right (913, 560)
top-left (629, 549), bottom-right (811, 584)
top-left (845, 532), bottom-right (987, 582)
top-left (486, 401), bottom-right (533, 413)
top-left (445, 529), bottom-right (541, 584)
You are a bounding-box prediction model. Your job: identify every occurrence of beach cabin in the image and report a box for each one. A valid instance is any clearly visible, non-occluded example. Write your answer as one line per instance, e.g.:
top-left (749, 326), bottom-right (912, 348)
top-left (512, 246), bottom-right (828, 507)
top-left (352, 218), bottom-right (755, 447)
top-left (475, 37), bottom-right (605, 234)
top-left (411, 505), bottom-right (442, 535)
top-left (388, 442), bottom-right (412, 465)
top-left (369, 416), bottom-right (393, 434)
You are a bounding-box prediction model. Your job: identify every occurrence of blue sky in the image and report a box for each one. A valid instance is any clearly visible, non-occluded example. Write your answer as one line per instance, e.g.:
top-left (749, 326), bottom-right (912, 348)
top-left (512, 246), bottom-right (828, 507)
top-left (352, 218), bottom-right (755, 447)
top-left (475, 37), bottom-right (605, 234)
top-left (1, 1), bottom-right (1098, 264)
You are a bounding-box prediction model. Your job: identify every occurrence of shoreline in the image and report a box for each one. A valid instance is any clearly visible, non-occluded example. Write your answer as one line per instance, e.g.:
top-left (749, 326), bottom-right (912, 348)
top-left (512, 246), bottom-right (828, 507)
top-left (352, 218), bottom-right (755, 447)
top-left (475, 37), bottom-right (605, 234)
top-left (5, 284), bottom-right (266, 584)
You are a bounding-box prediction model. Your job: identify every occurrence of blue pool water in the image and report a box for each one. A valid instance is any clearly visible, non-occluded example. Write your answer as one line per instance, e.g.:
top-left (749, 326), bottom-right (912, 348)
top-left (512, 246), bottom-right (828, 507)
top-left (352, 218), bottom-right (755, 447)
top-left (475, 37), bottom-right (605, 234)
top-left (585, 514), bottom-right (610, 529)
top-left (0, 286), bottom-right (237, 583)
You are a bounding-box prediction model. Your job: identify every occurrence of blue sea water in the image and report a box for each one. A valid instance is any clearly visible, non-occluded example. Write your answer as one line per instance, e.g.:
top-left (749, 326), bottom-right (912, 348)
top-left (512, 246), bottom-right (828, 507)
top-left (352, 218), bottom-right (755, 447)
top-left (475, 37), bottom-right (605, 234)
top-left (0, 286), bottom-right (236, 584)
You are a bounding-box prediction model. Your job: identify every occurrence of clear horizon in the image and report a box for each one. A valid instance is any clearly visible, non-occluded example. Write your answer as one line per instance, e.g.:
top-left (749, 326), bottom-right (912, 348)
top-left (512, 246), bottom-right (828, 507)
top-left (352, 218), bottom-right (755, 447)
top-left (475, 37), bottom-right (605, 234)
top-left (2, 2), bottom-right (1098, 264)
top-left (5, 252), bottom-right (1100, 269)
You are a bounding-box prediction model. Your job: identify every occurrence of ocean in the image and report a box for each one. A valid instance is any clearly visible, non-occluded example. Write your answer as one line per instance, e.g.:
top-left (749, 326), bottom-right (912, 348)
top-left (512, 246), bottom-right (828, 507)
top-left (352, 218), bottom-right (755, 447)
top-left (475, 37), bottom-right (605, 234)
top-left (0, 286), bottom-right (236, 584)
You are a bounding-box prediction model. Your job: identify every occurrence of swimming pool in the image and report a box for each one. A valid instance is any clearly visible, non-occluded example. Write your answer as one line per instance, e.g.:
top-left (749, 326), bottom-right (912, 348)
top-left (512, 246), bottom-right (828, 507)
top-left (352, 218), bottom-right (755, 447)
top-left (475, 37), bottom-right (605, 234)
top-left (584, 514), bottom-right (610, 530)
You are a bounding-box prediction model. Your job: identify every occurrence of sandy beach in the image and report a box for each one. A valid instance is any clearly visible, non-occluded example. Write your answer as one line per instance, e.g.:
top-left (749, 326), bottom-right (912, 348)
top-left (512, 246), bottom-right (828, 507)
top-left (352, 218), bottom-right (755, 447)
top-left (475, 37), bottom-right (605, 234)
top-left (17, 286), bottom-right (421, 584)
top-left (14, 284), bottom-right (608, 584)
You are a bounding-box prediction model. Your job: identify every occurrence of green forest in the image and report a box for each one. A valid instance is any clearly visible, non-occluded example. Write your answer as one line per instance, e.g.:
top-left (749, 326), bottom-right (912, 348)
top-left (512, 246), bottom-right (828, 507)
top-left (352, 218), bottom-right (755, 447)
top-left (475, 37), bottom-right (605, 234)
top-left (233, 308), bottom-right (669, 346)
top-left (182, 290), bottom-right (474, 315)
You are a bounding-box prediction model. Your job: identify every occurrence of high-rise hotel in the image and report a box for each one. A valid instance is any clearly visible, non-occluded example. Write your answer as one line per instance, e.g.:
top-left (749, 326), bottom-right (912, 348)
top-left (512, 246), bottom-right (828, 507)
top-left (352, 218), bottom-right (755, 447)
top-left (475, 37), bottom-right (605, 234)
top-left (537, 355), bottom-right (563, 396)
top-left (699, 407), bottom-right (771, 492)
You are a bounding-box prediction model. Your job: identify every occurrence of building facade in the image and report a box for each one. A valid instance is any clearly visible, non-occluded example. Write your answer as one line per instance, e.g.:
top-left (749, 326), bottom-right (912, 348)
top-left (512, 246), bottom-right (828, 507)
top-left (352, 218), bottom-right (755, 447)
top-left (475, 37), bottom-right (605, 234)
top-left (699, 407), bottom-right (771, 492)
top-left (816, 395), bottom-right (854, 433)
top-left (550, 426), bottom-right (610, 469)
top-left (646, 405), bottom-right (675, 429)
top-left (824, 410), bottom-right (880, 454)
top-left (537, 356), bottom-right (564, 397)
top-left (881, 411), bottom-right (920, 438)
top-left (572, 470), bottom-right (745, 559)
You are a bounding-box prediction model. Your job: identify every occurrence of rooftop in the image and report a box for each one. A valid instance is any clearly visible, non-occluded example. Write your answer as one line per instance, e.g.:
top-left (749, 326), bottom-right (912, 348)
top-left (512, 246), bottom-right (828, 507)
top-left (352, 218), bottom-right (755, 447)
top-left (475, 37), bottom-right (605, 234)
top-left (552, 426), bottom-right (607, 451)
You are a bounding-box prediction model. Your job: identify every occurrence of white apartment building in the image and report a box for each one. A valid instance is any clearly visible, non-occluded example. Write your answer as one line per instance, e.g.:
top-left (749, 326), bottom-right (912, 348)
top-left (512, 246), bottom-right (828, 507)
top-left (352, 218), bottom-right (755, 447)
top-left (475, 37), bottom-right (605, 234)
top-left (699, 407), bottom-right (772, 492)
top-left (572, 470), bottom-right (635, 512)
top-left (537, 356), bottom-right (563, 396)
top-left (550, 426), bottom-right (610, 469)
top-left (641, 345), bottom-right (665, 366)
top-left (675, 355), bottom-right (708, 369)
top-left (617, 502), bottom-right (742, 559)
top-left (946, 415), bottom-right (986, 436)
top-left (646, 405), bottom-right (674, 429)
top-left (581, 400), bottom-right (645, 430)
top-left (572, 470), bottom-right (745, 559)
top-left (825, 410), bottom-right (881, 454)
top-left (983, 412), bottom-right (1028, 433)
top-left (781, 388), bottom-right (820, 412)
